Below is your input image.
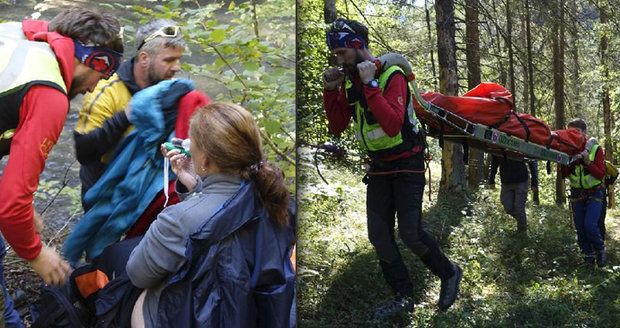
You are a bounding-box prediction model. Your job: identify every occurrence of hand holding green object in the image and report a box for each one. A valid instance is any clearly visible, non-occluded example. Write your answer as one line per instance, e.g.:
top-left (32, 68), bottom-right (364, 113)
top-left (163, 138), bottom-right (191, 157)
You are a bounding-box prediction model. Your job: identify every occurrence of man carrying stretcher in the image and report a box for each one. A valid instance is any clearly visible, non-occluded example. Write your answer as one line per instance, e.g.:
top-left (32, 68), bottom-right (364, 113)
top-left (322, 18), bottom-right (462, 319)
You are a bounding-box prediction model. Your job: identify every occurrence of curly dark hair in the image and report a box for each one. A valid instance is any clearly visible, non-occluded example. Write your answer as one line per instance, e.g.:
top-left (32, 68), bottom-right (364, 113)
top-left (48, 8), bottom-right (123, 53)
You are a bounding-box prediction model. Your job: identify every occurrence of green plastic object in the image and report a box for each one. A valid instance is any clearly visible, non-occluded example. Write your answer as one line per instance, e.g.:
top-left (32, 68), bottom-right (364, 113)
top-left (163, 141), bottom-right (191, 157)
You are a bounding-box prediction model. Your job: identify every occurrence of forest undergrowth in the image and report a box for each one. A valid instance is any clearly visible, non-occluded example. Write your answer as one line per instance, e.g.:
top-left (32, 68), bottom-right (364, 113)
top-left (298, 147), bottom-right (620, 327)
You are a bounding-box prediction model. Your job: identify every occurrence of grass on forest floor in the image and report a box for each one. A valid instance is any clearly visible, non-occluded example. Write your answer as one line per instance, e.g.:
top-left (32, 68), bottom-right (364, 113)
top-left (297, 147), bottom-right (620, 328)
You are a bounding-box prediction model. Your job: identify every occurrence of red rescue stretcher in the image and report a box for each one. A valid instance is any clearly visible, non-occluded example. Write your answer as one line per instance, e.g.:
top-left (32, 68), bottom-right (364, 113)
top-left (378, 53), bottom-right (585, 165)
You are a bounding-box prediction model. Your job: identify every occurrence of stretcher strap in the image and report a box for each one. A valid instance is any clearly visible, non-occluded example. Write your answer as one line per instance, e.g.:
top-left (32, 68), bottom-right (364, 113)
top-left (513, 112), bottom-right (531, 142)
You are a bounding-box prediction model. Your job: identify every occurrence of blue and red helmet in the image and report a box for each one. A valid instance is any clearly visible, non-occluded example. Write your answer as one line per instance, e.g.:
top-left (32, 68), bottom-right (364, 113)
top-left (326, 18), bottom-right (369, 50)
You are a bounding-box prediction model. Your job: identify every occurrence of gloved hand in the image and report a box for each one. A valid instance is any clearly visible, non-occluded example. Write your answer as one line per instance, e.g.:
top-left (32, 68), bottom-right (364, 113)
top-left (574, 148), bottom-right (591, 165)
top-left (323, 67), bottom-right (344, 90)
top-left (585, 137), bottom-right (597, 152)
top-left (357, 60), bottom-right (377, 84)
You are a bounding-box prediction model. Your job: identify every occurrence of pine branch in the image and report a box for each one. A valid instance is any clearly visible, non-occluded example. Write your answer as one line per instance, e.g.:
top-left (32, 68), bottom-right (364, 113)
top-left (260, 130), bottom-right (295, 165)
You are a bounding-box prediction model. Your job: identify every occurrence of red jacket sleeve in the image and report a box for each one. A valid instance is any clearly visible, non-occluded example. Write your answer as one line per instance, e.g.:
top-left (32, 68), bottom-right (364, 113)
top-left (363, 73), bottom-right (408, 137)
top-left (323, 88), bottom-right (352, 136)
top-left (0, 85), bottom-right (68, 260)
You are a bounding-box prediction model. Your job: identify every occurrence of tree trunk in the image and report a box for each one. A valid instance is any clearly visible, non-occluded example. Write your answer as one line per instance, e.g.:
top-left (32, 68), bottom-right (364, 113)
top-left (425, 0), bottom-right (438, 89)
top-left (435, 0), bottom-right (458, 96)
top-left (465, 0), bottom-right (481, 90)
top-left (569, 0), bottom-right (580, 119)
top-left (520, 5), bottom-right (529, 114)
top-left (436, 0), bottom-right (465, 192)
top-left (521, 4), bottom-right (538, 203)
top-left (600, 6), bottom-right (615, 208)
top-left (525, 0), bottom-right (536, 117)
top-left (492, 0), bottom-right (507, 85)
top-left (465, 0), bottom-right (484, 187)
top-left (506, 0), bottom-right (516, 108)
top-left (324, 0), bottom-right (337, 24)
top-left (553, 0), bottom-right (566, 206)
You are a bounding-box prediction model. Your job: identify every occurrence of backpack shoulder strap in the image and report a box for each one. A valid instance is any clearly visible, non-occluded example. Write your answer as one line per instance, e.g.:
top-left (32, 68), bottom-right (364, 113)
top-left (31, 286), bottom-right (87, 328)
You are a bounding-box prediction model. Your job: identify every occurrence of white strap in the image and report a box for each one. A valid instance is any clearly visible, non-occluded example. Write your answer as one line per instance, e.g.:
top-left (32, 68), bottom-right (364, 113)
top-left (163, 157), bottom-right (170, 207)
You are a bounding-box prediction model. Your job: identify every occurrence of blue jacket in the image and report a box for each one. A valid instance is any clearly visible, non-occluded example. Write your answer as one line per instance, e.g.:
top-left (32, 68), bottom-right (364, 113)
top-left (149, 180), bottom-right (296, 327)
top-left (63, 79), bottom-right (195, 264)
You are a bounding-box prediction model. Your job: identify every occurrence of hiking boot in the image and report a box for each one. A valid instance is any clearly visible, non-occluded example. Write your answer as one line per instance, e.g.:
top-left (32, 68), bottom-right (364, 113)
top-left (596, 249), bottom-right (608, 268)
top-left (372, 294), bottom-right (414, 320)
top-left (438, 263), bottom-right (462, 311)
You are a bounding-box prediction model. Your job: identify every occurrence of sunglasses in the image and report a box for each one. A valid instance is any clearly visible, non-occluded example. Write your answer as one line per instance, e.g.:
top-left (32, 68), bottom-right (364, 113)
top-left (137, 25), bottom-right (180, 51)
top-left (326, 32), bottom-right (366, 50)
top-left (74, 40), bottom-right (123, 78)
top-left (333, 20), bottom-right (356, 34)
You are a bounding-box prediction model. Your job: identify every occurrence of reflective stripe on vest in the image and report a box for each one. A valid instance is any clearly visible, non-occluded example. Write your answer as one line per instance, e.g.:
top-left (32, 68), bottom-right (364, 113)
top-left (569, 144), bottom-right (602, 189)
top-left (0, 22), bottom-right (67, 96)
top-left (355, 128), bottom-right (387, 141)
top-left (0, 129), bottom-right (15, 140)
top-left (348, 65), bottom-right (421, 152)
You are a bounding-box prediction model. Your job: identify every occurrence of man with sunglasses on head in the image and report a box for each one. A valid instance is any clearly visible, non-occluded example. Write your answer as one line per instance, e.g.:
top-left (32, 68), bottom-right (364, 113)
top-left (0, 8), bottom-right (123, 326)
top-left (322, 18), bottom-right (462, 319)
top-left (73, 19), bottom-right (185, 211)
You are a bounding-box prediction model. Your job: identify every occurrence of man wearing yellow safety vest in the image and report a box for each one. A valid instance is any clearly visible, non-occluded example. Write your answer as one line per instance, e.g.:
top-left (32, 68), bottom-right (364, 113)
top-left (0, 8), bottom-right (123, 326)
top-left (73, 19), bottom-right (186, 212)
top-left (561, 118), bottom-right (607, 268)
top-left (322, 18), bottom-right (462, 319)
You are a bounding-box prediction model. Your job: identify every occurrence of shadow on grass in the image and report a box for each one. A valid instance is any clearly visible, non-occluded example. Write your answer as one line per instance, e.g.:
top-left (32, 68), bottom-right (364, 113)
top-left (494, 204), bottom-right (576, 290)
top-left (302, 188), bottom-right (470, 328)
top-left (300, 176), bottom-right (620, 328)
top-left (589, 226), bottom-right (620, 327)
top-left (485, 203), bottom-right (620, 327)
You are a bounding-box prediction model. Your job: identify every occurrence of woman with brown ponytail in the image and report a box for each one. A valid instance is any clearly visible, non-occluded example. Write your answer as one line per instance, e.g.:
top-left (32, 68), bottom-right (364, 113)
top-left (125, 102), bottom-right (296, 327)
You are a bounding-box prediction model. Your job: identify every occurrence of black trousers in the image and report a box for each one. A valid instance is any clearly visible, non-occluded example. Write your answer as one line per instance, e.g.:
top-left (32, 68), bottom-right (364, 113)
top-left (365, 157), bottom-right (454, 297)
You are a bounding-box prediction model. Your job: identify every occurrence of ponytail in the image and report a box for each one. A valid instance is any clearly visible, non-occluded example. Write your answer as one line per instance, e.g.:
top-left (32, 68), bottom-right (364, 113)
top-left (241, 161), bottom-right (290, 227)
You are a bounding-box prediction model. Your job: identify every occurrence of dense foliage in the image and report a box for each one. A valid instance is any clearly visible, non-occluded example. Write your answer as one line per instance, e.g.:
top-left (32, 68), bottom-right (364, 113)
top-left (298, 147), bottom-right (620, 327)
top-left (117, 0), bottom-right (296, 185)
